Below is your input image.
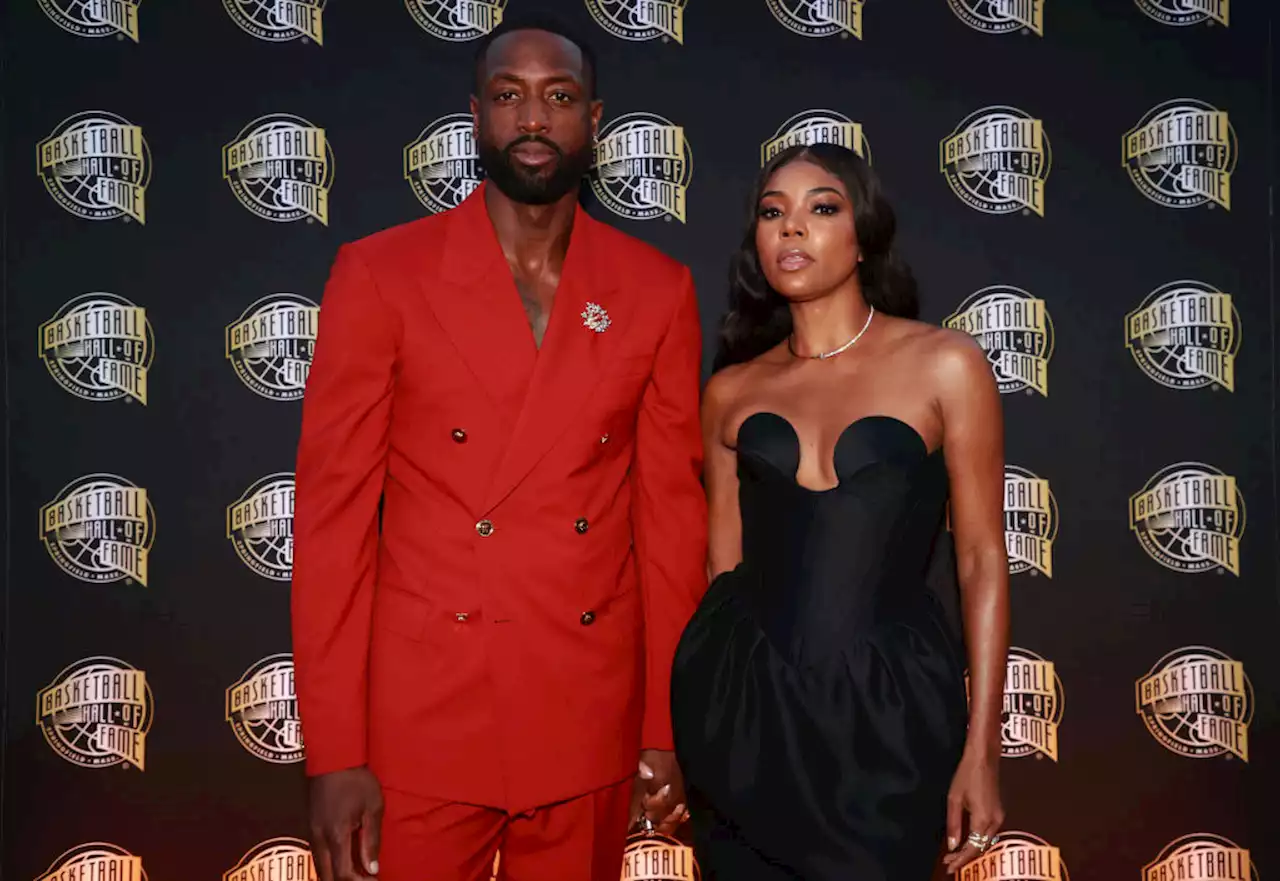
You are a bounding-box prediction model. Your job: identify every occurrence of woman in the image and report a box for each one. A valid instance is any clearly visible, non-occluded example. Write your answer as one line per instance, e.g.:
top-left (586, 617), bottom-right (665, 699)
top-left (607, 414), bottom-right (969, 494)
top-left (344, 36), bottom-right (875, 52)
top-left (670, 142), bottom-right (1009, 880)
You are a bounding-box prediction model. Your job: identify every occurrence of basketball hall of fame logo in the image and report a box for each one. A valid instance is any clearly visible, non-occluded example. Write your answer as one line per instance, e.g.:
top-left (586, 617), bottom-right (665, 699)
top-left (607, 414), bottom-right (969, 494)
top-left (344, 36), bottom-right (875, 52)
top-left (1003, 466), bottom-right (1056, 578)
top-left (585, 0), bottom-right (686, 43)
top-left (1145, 835), bottom-right (1256, 881)
top-left (41, 474), bottom-right (154, 586)
top-left (941, 106), bottom-right (1049, 216)
top-left (224, 0), bottom-right (325, 44)
top-left (227, 473), bottom-right (295, 581)
top-left (1137, 646), bottom-right (1251, 762)
top-left (995, 648), bottom-right (1062, 761)
top-left (40, 293), bottom-right (152, 405)
top-left (959, 831), bottom-right (1067, 881)
top-left (226, 294), bottom-right (318, 400)
top-left (1124, 99), bottom-right (1235, 210)
top-left (405, 113), bottom-right (482, 214)
top-left (38, 111), bottom-right (149, 224)
top-left (622, 830), bottom-right (701, 880)
top-left (227, 654), bottom-right (304, 763)
top-left (767, 0), bottom-right (862, 39)
top-left (1126, 280), bottom-right (1238, 392)
top-left (948, 0), bottom-right (1043, 35)
top-left (37, 656), bottom-right (152, 770)
top-left (591, 112), bottom-right (691, 223)
top-left (1135, 0), bottom-right (1228, 27)
top-left (223, 114), bottom-right (333, 225)
top-left (39, 0), bottom-right (141, 41)
top-left (224, 838), bottom-right (316, 881)
top-left (945, 286), bottom-right (1052, 397)
top-left (1130, 463), bottom-right (1244, 576)
top-left (406, 0), bottom-right (505, 41)
top-left (38, 843), bottom-right (147, 881)
top-left (761, 110), bottom-right (871, 167)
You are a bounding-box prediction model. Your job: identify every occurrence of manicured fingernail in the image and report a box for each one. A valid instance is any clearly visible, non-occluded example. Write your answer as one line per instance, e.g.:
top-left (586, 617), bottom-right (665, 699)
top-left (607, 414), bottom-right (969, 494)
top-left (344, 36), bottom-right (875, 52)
top-left (948, 837), bottom-right (958, 851)
top-left (639, 761), bottom-right (654, 779)
top-left (369, 861), bottom-right (379, 874)
top-left (659, 784), bottom-right (671, 797)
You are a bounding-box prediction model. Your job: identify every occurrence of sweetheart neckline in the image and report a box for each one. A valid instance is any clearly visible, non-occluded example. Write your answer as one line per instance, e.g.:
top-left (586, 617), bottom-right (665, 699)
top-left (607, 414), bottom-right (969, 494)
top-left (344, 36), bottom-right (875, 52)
top-left (736, 411), bottom-right (942, 495)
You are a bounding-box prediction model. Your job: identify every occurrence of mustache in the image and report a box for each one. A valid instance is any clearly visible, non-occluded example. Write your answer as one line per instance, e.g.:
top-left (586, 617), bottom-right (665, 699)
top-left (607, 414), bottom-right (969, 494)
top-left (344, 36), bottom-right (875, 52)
top-left (502, 134), bottom-right (563, 156)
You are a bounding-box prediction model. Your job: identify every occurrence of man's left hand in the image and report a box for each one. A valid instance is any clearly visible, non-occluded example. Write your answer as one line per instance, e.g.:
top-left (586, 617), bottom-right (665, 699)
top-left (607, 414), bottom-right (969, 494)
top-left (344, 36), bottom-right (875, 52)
top-left (629, 749), bottom-right (688, 835)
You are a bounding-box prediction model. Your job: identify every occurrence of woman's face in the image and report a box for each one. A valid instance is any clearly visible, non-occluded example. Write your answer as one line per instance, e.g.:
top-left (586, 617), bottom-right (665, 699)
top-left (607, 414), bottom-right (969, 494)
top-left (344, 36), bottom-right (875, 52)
top-left (754, 159), bottom-right (860, 302)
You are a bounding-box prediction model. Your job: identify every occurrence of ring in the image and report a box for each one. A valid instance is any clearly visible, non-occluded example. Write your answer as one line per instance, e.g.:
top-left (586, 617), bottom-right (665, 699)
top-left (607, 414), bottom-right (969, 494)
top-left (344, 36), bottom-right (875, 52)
top-left (967, 831), bottom-right (992, 852)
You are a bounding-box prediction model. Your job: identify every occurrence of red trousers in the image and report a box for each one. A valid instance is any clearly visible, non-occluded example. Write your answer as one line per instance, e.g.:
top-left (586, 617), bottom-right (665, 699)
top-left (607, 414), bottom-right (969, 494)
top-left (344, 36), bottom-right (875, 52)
top-left (378, 778), bottom-right (634, 881)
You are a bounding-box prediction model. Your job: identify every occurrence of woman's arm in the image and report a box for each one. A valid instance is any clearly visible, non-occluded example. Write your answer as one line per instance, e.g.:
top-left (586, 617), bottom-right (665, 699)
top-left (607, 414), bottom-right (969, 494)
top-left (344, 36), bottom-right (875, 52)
top-left (931, 331), bottom-right (1010, 872)
top-left (703, 367), bottom-right (745, 580)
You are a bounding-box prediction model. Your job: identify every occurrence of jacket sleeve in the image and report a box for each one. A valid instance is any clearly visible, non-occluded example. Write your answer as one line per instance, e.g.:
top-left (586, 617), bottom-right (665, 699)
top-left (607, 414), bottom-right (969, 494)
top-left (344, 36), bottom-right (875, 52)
top-left (291, 243), bottom-right (399, 776)
top-left (631, 266), bottom-right (709, 751)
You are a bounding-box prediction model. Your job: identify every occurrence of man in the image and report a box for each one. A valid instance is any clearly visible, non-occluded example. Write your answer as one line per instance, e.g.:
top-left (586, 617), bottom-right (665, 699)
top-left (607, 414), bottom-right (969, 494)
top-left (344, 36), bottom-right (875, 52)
top-left (290, 16), bottom-right (708, 881)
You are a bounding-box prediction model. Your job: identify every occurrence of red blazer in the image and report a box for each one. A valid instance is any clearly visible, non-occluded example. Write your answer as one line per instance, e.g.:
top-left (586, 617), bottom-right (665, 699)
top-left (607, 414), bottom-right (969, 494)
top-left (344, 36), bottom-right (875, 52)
top-left (291, 183), bottom-right (708, 812)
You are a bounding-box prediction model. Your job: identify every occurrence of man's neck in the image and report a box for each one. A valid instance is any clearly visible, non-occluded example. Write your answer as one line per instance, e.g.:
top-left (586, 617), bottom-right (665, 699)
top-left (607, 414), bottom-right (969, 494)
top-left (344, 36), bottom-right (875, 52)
top-left (485, 184), bottom-right (578, 271)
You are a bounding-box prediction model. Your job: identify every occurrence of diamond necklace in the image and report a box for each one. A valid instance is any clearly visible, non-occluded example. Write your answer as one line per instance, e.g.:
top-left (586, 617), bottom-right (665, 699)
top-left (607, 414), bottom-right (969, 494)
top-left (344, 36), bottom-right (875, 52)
top-left (788, 305), bottom-right (876, 360)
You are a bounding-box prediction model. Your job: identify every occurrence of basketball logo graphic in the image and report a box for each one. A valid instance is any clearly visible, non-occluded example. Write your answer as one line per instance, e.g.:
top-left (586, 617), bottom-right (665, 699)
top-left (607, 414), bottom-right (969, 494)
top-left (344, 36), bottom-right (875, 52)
top-left (941, 106), bottom-right (1049, 216)
top-left (591, 112), bottom-right (691, 223)
top-left (1130, 463), bottom-right (1244, 575)
top-left (37, 843), bottom-right (147, 881)
top-left (405, 113), bottom-right (483, 214)
top-left (1000, 648), bottom-right (1062, 760)
top-left (948, 0), bottom-right (1044, 35)
top-left (227, 473), bottom-right (295, 581)
top-left (1126, 280), bottom-right (1239, 391)
top-left (766, 0), bottom-right (862, 38)
top-left (1144, 835), bottom-right (1255, 881)
top-left (1135, 0), bottom-right (1227, 27)
top-left (761, 110), bottom-right (871, 166)
top-left (945, 286), bottom-right (1052, 396)
top-left (38, 111), bottom-right (150, 224)
top-left (585, 0), bottom-right (686, 43)
top-left (1003, 466), bottom-right (1056, 578)
top-left (406, 0), bottom-right (505, 41)
top-left (1137, 647), bottom-right (1251, 761)
top-left (41, 474), bottom-right (154, 586)
top-left (223, 113), bottom-right (333, 224)
top-left (223, 839), bottom-right (316, 881)
top-left (960, 831), bottom-right (1068, 881)
top-left (226, 294), bottom-right (318, 400)
top-left (1124, 99), bottom-right (1235, 210)
top-left (40, 293), bottom-right (152, 405)
top-left (38, 0), bottom-right (141, 40)
top-left (227, 654), bottom-right (304, 763)
top-left (224, 0), bottom-right (325, 44)
top-left (622, 830), bottom-right (701, 880)
top-left (37, 656), bottom-right (152, 770)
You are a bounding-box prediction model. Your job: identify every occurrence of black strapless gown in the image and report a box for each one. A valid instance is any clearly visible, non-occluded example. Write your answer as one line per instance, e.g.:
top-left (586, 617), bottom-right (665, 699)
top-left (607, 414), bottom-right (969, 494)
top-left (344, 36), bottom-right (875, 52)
top-left (671, 413), bottom-right (970, 880)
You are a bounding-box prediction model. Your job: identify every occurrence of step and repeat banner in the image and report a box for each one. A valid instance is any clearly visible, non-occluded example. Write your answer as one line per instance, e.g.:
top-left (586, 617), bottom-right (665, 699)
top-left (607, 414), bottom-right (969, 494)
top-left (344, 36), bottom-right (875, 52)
top-left (3, 2), bottom-right (1276, 881)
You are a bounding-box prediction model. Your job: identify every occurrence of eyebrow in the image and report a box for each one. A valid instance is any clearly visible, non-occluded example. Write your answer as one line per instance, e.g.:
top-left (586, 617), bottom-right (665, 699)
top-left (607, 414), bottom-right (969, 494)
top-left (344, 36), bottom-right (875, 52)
top-left (488, 71), bottom-right (582, 87)
top-left (759, 186), bottom-right (846, 200)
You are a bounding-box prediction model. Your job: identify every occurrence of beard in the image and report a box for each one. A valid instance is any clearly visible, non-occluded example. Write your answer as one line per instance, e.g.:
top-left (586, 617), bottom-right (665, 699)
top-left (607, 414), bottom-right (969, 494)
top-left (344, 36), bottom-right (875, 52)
top-left (478, 134), bottom-right (594, 205)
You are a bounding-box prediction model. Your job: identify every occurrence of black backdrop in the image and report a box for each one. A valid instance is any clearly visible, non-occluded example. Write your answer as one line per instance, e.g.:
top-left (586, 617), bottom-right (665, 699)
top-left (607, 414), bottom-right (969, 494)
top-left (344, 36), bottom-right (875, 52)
top-left (3, 2), bottom-right (1278, 881)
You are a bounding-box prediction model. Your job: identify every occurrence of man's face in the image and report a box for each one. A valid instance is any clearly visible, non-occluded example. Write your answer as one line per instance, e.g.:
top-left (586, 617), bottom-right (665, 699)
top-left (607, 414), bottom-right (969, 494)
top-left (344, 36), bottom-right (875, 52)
top-left (470, 29), bottom-right (602, 205)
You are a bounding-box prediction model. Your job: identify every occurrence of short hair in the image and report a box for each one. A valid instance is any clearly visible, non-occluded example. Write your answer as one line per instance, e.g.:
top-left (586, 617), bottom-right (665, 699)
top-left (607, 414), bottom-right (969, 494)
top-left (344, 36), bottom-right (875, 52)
top-left (472, 13), bottom-right (598, 99)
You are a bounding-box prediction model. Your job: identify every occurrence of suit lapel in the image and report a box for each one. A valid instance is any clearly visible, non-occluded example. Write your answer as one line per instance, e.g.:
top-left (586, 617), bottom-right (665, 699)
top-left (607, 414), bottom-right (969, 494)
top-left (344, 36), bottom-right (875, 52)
top-left (424, 184), bottom-right (537, 413)
top-left (481, 203), bottom-right (632, 513)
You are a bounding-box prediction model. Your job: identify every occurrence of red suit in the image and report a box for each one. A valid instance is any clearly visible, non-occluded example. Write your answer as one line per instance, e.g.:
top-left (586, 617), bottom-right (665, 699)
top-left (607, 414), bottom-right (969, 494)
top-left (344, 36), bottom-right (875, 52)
top-left (291, 183), bottom-right (708, 879)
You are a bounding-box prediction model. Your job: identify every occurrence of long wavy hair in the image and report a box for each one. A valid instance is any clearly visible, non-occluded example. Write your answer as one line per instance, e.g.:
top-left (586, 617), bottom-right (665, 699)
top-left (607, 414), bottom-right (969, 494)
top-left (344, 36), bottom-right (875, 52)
top-left (714, 142), bottom-right (920, 370)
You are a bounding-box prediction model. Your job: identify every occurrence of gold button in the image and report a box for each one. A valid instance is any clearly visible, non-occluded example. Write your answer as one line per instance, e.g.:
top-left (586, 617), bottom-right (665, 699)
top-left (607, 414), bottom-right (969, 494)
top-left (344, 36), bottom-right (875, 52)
top-left (574, 517), bottom-right (589, 534)
top-left (455, 612), bottom-right (469, 622)
top-left (452, 428), bottom-right (467, 443)
top-left (476, 519), bottom-right (493, 537)
top-left (580, 610), bottom-right (596, 625)
top-left (600, 433), bottom-right (609, 443)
